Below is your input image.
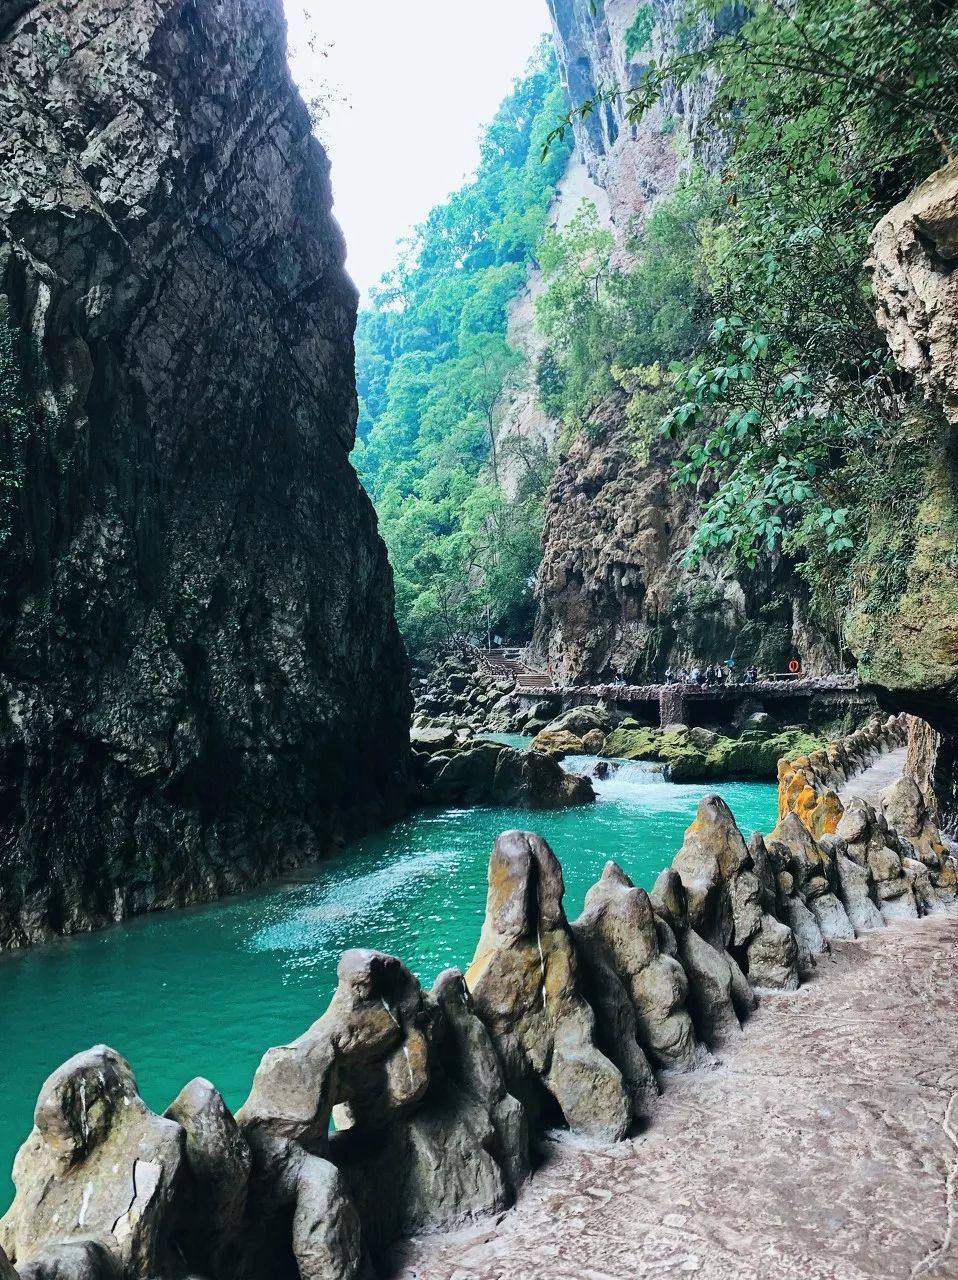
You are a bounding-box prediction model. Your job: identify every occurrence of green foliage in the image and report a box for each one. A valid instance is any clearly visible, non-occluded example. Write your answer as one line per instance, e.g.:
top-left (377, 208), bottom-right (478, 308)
top-left (546, 0), bottom-right (958, 658)
top-left (357, 42), bottom-right (573, 654)
top-left (534, 176), bottom-right (720, 438)
top-left (624, 4), bottom-right (655, 61)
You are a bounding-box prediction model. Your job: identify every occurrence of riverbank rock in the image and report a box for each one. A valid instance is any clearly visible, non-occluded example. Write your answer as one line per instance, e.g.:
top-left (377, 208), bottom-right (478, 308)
top-left (529, 728), bottom-right (586, 757)
top-left (466, 832), bottom-right (631, 1140)
top-left (577, 862), bottom-right (704, 1077)
top-left (238, 948), bottom-right (528, 1267)
top-left (0, 1048), bottom-right (185, 1276)
top-left (836, 800), bottom-right (920, 921)
top-left (881, 777), bottom-right (958, 900)
top-left (600, 726), bottom-right (827, 782)
top-left (419, 743), bottom-right (594, 810)
top-left (544, 707), bottom-right (612, 738)
top-left (11, 1241), bottom-right (123, 1280)
top-left (769, 813), bottom-right (855, 941)
top-left (164, 1078), bottom-right (252, 1273)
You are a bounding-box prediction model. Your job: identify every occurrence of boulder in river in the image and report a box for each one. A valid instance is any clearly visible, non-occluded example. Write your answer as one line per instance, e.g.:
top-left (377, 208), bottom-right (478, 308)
top-left (529, 728), bottom-right (586, 758)
top-left (419, 743), bottom-right (594, 809)
top-left (466, 832), bottom-right (631, 1140)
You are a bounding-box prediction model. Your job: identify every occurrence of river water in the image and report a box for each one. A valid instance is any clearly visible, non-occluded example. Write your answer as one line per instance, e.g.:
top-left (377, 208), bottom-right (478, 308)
top-left (0, 744), bottom-right (777, 1210)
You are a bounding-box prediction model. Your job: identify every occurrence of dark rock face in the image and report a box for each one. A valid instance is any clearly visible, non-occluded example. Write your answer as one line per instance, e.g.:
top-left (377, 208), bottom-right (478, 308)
top-left (0, 0), bottom-right (410, 949)
top-left (531, 421), bottom-right (833, 682)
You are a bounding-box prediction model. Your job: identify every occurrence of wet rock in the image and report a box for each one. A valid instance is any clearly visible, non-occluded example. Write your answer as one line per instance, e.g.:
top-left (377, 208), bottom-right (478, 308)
top-left (0, 1047), bottom-right (184, 1277)
top-left (0, 1248), bottom-right (14, 1280)
top-left (581, 728), bottom-right (607, 753)
top-left (466, 832), bottom-right (631, 1140)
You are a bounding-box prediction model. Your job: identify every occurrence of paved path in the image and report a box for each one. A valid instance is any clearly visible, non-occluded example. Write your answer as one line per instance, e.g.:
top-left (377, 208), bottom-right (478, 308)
top-left (839, 746), bottom-right (909, 809)
top-left (387, 909), bottom-right (958, 1280)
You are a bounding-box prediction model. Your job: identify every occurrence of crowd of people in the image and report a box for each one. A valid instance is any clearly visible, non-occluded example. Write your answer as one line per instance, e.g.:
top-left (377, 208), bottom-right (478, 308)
top-left (607, 661), bottom-right (761, 687)
top-left (664, 662), bottom-right (760, 687)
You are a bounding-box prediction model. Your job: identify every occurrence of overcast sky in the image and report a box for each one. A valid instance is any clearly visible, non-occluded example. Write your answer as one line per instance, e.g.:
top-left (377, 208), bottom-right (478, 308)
top-left (285, 1), bottom-right (553, 297)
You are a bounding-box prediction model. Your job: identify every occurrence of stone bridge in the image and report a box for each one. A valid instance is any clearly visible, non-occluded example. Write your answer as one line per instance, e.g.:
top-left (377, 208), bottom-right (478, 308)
top-left (512, 674), bottom-right (868, 730)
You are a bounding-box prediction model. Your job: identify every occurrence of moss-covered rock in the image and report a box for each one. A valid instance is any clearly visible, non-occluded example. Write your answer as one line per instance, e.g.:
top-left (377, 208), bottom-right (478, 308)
top-left (600, 726), bottom-right (827, 782)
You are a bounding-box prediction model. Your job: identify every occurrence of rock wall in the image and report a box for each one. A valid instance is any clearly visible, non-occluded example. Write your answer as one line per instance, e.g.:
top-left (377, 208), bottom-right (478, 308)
top-left (860, 161), bottom-right (958, 735)
top-left (0, 0), bottom-right (410, 950)
top-left (2, 729), bottom-right (953, 1279)
top-left (531, 415), bottom-right (833, 681)
top-left (533, 0), bottom-right (832, 683)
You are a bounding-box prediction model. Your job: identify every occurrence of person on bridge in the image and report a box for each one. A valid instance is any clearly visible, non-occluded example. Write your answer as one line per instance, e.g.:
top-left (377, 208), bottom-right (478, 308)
top-left (690, 665), bottom-right (703, 685)
top-left (744, 663), bottom-right (759, 683)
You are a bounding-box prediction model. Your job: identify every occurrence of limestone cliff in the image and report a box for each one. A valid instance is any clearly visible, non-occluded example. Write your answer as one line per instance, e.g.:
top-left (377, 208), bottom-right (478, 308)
top-left (531, 411), bottom-right (834, 681)
top-left (535, 0), bottom-right (831, 683)
top-left (866, 162), bottom-right (958, 824)
top-left (0, 0), bottom-right (410, 949)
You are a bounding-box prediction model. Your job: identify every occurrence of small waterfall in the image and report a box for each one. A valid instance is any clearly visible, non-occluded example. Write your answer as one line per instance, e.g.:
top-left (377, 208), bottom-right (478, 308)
top-left (609, 760), bottom-right (664, 785)
top-left (563, 755), bottom-right (664, 787)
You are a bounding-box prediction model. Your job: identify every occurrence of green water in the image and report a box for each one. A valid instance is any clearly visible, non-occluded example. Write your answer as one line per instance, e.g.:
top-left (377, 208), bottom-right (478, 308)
top-left (0, 753), bottom-right (777, 1210)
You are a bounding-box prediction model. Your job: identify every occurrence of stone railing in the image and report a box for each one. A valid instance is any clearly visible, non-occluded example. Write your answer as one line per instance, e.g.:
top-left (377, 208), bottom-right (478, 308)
top-left (1, 734), bottom-right (954, 1280)
top-left (777, 713), bottom-right (910, 837)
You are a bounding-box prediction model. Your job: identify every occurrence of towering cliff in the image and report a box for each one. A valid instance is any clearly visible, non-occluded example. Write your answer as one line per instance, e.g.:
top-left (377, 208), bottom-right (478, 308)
top-left (0, 0), bottom-right (410, 949)
top-left (534, 0), bottom-right (829, 682)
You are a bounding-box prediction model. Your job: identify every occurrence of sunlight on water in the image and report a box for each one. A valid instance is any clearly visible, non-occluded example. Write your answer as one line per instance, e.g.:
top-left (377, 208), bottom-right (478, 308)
top-left (0, 746), bottom-right (777, 1210)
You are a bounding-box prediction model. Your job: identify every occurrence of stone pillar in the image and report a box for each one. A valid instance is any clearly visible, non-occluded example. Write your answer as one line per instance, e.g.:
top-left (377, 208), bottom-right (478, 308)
top-left (660, 686), bottom-right (685, 728)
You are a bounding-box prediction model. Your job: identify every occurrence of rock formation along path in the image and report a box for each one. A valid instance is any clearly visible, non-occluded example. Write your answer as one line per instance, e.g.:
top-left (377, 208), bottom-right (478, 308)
top-left (388, 907), bottom-right (958, 1280)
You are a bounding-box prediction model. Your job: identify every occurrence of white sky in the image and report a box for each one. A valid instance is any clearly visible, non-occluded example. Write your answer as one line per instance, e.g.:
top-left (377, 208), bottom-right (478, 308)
top-left (285, 1), bottom-right (553, 297)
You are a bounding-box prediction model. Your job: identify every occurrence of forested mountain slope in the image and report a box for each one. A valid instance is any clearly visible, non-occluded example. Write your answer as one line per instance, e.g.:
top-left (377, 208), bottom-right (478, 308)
top-left (356, 44), bottom-right (572, 653)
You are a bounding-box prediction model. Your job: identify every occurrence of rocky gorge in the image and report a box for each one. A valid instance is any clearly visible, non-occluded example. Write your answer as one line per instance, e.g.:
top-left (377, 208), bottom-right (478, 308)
top-left (0, 716), bottom-right (953, 1279)
top-left (0, 0), bottom-right (410, 951)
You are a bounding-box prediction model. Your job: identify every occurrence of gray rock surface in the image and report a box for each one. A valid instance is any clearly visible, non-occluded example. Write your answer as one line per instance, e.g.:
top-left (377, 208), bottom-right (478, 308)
top-left (0, 1048), bottom-right (185, 1275)
top-left (0, 0), bottom-right (410, 951)
top-left (465, 831), bottom-right (631, 1140)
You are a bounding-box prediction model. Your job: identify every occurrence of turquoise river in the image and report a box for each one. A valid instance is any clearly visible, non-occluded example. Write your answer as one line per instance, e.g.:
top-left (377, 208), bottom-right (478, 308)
top-left (0, 745), bottom-right (777, 1210)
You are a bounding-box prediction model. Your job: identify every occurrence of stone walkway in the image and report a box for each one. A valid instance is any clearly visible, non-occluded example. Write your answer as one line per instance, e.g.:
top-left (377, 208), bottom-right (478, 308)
top-left (386, 909), bottom-right (958, 1280)
top-left (839, 746), bottom-right (909, 809)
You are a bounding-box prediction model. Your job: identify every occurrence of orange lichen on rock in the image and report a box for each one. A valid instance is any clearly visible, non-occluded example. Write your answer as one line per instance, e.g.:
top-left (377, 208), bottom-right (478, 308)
top-left (777, 760), bottom-right (844, 838)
